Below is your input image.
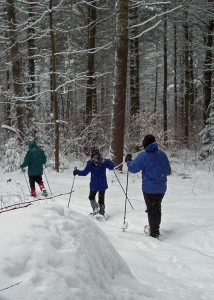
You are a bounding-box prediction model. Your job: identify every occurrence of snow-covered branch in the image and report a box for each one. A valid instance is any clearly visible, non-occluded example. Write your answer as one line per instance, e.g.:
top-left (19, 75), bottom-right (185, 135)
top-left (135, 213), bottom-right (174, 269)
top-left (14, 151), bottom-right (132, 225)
top-left (129, 5), bottom-right (182, 29)
top-left (0, 281), bottom-right (23, 292)
top-left (1, 125), bottom-right (23, 141)
top-left (130, 20), bottom-right (162, 39)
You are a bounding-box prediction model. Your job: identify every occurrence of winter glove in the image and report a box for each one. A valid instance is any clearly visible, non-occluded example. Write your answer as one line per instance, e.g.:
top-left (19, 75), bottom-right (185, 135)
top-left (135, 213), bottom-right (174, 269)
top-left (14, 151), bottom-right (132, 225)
top-left (125, 154), bottom-right (132, 162)
top-left (20, 165), bottom-right (26, 172)
top-left (73, 167), bottom-right (78, 176)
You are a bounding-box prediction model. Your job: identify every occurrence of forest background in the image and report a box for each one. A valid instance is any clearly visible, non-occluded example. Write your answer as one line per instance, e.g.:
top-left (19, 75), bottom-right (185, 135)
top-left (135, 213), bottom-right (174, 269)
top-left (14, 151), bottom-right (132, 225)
top-left (0, 0), bottom-right (213, 172)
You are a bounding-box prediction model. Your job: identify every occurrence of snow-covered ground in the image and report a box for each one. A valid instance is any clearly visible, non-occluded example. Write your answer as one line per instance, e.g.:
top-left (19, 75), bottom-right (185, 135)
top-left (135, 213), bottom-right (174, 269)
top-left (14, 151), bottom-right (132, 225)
top-left (0, 155), bottom-right (214, 300)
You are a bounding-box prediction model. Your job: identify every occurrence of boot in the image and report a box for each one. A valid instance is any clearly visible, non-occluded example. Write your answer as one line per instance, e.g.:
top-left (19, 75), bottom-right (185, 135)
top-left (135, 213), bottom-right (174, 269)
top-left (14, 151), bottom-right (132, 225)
top-left (31, 188), bottom-right (36, 197)
top-left (39, 182), bottom-right (45, 190)
top-left (99, 204), bottom-right (105, 216)
top-left (39, 182), bottom-right (48, 197)
top-left (90, 200), bottom-right (98, 214)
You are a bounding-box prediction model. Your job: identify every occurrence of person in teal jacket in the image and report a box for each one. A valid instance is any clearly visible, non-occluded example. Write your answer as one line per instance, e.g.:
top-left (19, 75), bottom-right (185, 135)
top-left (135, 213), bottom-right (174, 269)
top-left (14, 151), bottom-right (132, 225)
top-left (21, 141), bottom-right (47, 197)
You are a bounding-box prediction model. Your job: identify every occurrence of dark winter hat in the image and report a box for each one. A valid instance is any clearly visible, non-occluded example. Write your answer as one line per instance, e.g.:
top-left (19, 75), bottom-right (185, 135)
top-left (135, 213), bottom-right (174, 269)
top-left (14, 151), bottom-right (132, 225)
top-left (28, 140), bottom-right (38, 150)
top-left (90, 147), bottom-right (100, 158)
top-left (142, 134), bottom-right (156, 149)
top-left (90, 147), bottom-right (102, 165)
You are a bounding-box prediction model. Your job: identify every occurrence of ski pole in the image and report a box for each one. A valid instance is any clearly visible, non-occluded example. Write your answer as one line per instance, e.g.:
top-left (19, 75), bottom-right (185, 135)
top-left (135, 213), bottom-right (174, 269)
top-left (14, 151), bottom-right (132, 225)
top-left (67, 175), bottom-right (76, 208)
top-left (113, 169), bottom-right (134, 210)
top-left (121, 170), bottom-right (129, 232)
top-left (22, 168), bottom-right (30, 194)
top-left (44, 169), bottom-right (52, 195)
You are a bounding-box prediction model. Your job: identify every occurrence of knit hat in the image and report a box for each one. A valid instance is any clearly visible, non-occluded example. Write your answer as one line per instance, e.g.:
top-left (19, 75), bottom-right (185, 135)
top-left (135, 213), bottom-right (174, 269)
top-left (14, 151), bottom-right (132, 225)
top-left (90, 147), bottom-right (102, 165)
top-left (142, 134), bottom-right (156, 149)
top-left (28, 140), bottom-right (38, 150)
top-left (90, 147), bottom-right (100, 158)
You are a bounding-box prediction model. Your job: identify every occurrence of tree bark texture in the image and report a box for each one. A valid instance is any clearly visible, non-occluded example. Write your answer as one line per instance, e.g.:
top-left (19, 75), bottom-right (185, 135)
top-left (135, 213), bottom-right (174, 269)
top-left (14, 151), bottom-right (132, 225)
top-left (85, 0), bottom-right (97, 126)
top-left (173, 22), bottom-right (178, 139)
top-left (189, 31), bottom-right (195, 125)
top-left (203, 19), bottom-right (214, 124)
top-left (6, 0), bottom-right (24, 140)
top-left (183, 9), bottom-right (190, 145)
top-left (27, 0), bottom-right (36, 100)
top-left (129, 4), bottom-right (140, 116)
top-left (163, 13), bottom-right (168, 141)
top-left (49, 0), bottom-right (59, 172)
top-left (154, 44), bottom-right (159, 116)
top-left (111, 0), bottom-right (129, 169)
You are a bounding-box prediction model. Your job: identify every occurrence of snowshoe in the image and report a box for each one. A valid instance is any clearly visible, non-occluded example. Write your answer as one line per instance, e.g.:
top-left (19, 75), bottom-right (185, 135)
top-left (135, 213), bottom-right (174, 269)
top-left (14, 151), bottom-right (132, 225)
top-left (144, 225), bottom-right (160, 239)
top-left (90, 200), bottom-right (99, 214)
top-left (92, 213), bottom-right (107, 222)
top-left (41, 189), bottom-right (48, 197)
top-left (89, 211), bottom-right (98, 217)
top-left (99, 204), bottom-right (105, 216)
top-left (144, 225), bottom-right (151, 235)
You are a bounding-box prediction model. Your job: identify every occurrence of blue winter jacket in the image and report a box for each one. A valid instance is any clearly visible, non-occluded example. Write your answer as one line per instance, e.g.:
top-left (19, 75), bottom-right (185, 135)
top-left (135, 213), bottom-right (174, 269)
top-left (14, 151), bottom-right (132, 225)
top-left (21, 141), bottom-right (47, 176)
top-left (127, 142), bottom-right (171, 194)
top-left (77, 159), bottom-right (114, 191)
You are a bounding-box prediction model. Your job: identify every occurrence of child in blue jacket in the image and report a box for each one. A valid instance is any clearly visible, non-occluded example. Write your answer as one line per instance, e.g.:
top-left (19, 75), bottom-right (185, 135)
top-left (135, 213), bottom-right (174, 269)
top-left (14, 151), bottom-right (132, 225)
top-left (73, 148), bottom-right (114, 216)
top-left (125, 134), bottom-right (171, 238)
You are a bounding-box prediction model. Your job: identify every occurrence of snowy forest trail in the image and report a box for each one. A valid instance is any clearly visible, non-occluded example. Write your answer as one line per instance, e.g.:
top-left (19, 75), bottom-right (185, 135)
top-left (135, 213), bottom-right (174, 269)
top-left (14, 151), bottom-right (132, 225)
top-left (45, 164), bottom-right (214, 300)
top-left (1, 160), bottom-right (214, 300)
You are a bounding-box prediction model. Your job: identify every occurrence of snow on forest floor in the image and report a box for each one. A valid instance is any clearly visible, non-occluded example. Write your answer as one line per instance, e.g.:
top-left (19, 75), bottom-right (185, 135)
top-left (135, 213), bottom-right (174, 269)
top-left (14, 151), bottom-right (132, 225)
top-left (0, 155), bottom-right (214, 300)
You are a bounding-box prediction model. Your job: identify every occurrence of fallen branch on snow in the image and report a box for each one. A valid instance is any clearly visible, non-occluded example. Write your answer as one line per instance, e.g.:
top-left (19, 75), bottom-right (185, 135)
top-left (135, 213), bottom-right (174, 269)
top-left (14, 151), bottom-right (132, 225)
top-left (0, 281), bottom-right (23, 292)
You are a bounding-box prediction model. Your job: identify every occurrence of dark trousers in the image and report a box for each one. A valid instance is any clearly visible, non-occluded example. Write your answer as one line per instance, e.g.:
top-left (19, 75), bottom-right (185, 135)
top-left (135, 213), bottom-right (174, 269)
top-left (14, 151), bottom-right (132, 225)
top-left (143, 192), bottom-right (165, 237)
top-left (89, 190), bottom-right (105, 205)
top-left (29, 175), bottom-right (43, 188)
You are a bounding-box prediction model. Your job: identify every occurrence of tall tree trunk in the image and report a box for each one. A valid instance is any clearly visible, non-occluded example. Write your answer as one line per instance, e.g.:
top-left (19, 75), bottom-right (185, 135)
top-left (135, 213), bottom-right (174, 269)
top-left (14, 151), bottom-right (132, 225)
top-left (189, 31), bottom-right (195, 126)
top-left (174, 22), bottom-right (178, 139)
top-left (179, 52), bottom-right (185, 143)
top-left (163, 13), bottom-right (168, 141)
top-left (49, 0), bottom-right (59, 172)
top-left (111, 0), bottom-right (129, 169)
top-left (6, 0), bottom-right (24, 140)
top-left (85, 0), bottom-right (97, 126)
top-left (154, 43), bottom-right (159, 116)
top-left (27, 0), bottom-right (36, 101)
top-left (26, 0), bottom-right (36, 126)
top-left (203, 19), bottom-right (214, 124)
top-left (6, 69), bottom-right (11, 126)
top-left (183, 10), bottom-right (190, 146)
top-left (129, 4), bottom-right (140, 116)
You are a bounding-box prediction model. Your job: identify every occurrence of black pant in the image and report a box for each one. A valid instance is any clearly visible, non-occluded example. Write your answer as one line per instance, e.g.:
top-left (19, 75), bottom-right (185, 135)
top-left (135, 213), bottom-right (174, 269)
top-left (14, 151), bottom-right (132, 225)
top-left (143, 192), bottom-right (165, 237)
top-left (89, 190), bottom-right (105, 205)
top-left (29, 175), bottom-right (42, 188)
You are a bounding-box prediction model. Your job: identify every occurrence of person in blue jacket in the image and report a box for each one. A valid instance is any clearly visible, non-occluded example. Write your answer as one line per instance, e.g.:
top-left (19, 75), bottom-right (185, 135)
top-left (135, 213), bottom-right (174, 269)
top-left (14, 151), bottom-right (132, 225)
top-left (125, 134), bottom-right (171, 238)
top-left (21, 141), bottom-right (47, 197)
top-left (73, 147), bottom-right (114, 216)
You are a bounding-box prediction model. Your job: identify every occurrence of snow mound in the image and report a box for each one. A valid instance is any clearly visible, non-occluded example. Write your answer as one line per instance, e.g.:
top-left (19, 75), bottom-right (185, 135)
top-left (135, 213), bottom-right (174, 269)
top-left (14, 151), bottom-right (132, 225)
top-left (0, 203), bottom-right (150, 300)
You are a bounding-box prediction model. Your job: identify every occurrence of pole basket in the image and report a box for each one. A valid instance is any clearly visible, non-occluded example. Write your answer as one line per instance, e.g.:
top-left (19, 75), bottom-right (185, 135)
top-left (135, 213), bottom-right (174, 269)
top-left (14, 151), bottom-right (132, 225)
top-left (121, 221), bottom-right (129, 231)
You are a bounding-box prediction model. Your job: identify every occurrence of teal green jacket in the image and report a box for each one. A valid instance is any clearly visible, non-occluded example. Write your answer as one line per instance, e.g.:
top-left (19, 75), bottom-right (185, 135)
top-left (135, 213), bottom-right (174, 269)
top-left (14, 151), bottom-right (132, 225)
top-left (21, 141), bottom-right (47, 176)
